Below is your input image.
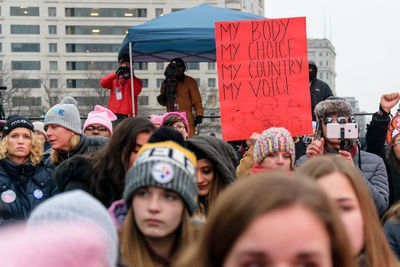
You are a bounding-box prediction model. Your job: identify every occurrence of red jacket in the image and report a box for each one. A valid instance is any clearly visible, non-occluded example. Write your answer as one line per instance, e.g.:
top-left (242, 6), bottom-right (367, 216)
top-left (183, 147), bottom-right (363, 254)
top-left (100, 72), bottom-right (142, 116)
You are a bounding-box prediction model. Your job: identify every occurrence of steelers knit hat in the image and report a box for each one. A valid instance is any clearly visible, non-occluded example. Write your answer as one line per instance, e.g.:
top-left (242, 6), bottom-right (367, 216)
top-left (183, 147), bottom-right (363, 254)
top-left (123, 141), bottom-right (198, 215)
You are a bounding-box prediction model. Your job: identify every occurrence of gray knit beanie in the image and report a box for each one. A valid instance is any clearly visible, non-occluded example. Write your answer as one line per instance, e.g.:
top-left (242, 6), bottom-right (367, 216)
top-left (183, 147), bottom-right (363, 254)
top-left (123, 141), bottom-right (198, 215)
top-left (314, 96), bottom-right (353, 139)
top-left (44, 96), bottom-right (82, 134)
top-left (27, 190), bottom-right (118, 267)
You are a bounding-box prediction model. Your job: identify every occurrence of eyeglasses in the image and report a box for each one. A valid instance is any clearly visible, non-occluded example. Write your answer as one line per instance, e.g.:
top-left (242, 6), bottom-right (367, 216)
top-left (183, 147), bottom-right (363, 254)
top-left (85, 126), bottom-right (108, 132)
top-left (323, 116), bottom-right (348, 125)
top-left (173, 125), bottom-right (186, 131)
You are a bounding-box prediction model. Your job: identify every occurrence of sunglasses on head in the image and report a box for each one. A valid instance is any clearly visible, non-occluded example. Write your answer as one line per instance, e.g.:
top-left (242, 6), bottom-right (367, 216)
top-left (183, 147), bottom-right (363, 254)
top-left (323, 116), bottom-right (348, 124)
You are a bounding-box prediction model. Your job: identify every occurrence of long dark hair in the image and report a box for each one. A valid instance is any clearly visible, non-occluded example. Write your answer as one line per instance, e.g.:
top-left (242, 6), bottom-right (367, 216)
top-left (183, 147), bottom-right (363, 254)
top-left (90, 117), bottom-right (155, 206)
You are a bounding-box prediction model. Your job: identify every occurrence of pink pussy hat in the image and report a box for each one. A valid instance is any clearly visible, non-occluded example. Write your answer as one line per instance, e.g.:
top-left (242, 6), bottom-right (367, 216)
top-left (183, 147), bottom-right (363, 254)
top-left (150, 114), bottom-right (163, 125)
top-left (83, 105), bottom-right (117, 134)
top-left (161, 111), bottom-right (190, 135)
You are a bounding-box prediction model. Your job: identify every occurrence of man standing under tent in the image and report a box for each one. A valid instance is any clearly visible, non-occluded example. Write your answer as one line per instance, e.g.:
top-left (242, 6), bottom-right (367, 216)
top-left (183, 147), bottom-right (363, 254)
top-left (100, 54), bottom-right (142, 121)
top-left (157, 58), bottom-right (204, 137)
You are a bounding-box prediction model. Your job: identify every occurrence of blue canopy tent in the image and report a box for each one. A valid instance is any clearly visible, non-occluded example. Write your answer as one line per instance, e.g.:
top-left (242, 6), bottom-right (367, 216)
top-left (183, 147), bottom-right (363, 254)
top-left (119, 4), bottom-right (265, 62)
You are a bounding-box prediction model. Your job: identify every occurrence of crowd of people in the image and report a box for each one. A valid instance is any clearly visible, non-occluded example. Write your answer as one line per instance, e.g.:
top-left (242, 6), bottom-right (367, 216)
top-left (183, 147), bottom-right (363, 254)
top-left (2, 57), bottom-right (400, 266)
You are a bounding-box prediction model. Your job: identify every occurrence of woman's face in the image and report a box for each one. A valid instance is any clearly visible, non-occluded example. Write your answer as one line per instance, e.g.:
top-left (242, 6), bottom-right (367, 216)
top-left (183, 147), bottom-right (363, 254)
top-left (34, 130), bottom-right (47, 144)
top-left (133, 186), bottom-right (184, 238)
top-left (46, 124), bottom-right (74, 151)
top-left (7, 128), bottom-right (32, 163)
top-left (197, 158), bottom-right (214, 196)
top-left (223, 205), bottom-right (332, 267)
top-left (317, 172), bottom-right (364, 256)
top-left (260, 151), bottom-right (291, 171)
top-left (128, 132), bottom-right (151, 168)
top-left (172, 121), bottom-right (188, 139)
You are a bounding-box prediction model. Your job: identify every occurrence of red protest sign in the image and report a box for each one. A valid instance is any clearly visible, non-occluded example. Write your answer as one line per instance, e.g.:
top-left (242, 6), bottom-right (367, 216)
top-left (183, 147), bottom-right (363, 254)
top-left (215, 17), bottom-right (312, 141)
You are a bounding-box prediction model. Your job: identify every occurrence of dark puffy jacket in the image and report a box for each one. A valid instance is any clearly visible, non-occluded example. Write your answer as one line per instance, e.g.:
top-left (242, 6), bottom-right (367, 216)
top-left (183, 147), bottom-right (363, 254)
top-left (0, 159), bottom-right (58, 225)
top-left (46, 134), bottom-right (107, 168)
top-left (310, 78), bottom-right (333, 121)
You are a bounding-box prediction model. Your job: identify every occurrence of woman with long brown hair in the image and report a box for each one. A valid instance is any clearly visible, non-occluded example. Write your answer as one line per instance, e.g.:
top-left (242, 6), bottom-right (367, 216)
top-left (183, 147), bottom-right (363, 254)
top-left (297, 155), bottom-right (398, 267)
top-left (53, 117), bottom-right (155, 207)
top-left (176, 171), bottom-right (355, 267)
top-left (186, 136), bottom-right (238, 220)
top-left (120, 141), bottom-right (200, 267)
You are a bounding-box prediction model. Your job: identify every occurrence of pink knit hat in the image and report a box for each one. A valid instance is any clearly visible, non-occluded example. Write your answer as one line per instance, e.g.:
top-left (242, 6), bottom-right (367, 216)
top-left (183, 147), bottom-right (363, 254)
top-left (150, 114), bottom-right (163, 125)
top-left (83, 105), bottom-right (117, 134)
top-left (161, 111), bottom-right (190, 135)
top-left (0, 223), bottom-right (108, 267)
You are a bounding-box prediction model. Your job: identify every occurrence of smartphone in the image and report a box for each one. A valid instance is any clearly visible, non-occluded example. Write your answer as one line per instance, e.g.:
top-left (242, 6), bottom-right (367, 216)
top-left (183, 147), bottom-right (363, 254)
top-left (326, 123), bottom-right (358, 139)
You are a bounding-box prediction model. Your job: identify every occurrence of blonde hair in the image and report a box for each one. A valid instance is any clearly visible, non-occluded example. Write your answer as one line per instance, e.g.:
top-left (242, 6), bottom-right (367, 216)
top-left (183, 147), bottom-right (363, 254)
top-left (176, 171), bottom-right (355, 267)
top-left (50, 134), bottom-right (80, 164)
top-left (296, 155), bottom-right (398, 267)
top-left (120, 206), bottom-right (200, 267)
top-left (0, 130), bottom-right (43, 166)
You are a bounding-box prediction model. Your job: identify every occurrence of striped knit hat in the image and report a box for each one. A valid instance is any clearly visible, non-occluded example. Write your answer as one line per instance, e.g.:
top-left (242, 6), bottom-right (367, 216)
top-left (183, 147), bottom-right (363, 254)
top-left (123, 141), bottom-right (198, 215)
top-left (254, 127), bottom-right (295, 165)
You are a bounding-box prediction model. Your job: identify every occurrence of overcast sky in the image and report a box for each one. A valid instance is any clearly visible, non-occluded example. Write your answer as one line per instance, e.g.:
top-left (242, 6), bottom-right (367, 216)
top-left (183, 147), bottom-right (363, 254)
top-left (265, 0), bottom-right (400, 113)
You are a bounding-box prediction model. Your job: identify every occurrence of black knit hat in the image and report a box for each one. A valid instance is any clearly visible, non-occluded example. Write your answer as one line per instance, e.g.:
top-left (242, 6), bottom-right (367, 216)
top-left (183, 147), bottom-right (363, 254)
top-left (3, 115), bottom-right (34, 137)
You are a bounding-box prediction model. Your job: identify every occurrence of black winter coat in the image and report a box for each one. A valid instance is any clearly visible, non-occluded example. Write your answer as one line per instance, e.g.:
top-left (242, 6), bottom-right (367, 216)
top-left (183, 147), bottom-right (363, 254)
top-left (310, 78), bottom-right (333, 121)
top-left (366, 111), bottom-right (400, 205)
top-left (0, 159), bottom-right (58, 225)
top-left (46, 134), bottom-right (107, 169)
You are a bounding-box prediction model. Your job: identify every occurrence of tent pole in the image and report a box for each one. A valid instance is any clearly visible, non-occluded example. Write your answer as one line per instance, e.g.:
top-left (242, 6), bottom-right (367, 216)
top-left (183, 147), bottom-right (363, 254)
top-left (129, 42), bottom-right (135, 117)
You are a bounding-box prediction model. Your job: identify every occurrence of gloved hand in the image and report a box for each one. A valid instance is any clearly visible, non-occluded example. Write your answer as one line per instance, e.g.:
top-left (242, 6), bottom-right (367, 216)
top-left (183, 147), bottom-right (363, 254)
top-left (194, 115), bottom-right (203, 126)
top-left (116, 66), bottom-right (130, 79)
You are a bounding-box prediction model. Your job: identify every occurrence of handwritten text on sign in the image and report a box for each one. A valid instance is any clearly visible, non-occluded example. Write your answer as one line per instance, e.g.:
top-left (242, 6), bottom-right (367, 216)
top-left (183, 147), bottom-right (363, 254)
top-left (216, 17), bottom-right (312, 141)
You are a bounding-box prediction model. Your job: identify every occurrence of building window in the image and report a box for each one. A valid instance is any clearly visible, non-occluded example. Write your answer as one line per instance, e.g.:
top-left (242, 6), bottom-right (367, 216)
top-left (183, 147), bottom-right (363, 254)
top-left (12, 96), bottom-right (41, 106)
top-left (0, 61), bottom-right (2, 70)
top-left (186, 62), bottom-right (200, 70)
top-left (141, 79), bottom-right (148, 88)
top-left (308, 52), bottom-right (315, 57)
top-left (0, 43), bottom-right (2, 52)
top-left (66, 25), bottom-right (129, 35)
top-left (156, 78), bottom-right (164, 88)
top-left (319, 73), bottom-right (323, 79)
top-left (11, 43), bottom-right (40, 52)
top-left (172, 8), bottom-right (183, 12)
top-left (11, 25), bottom-right (40, 34)
top-left (326, 52), bottom-right (329, 56)
top-left (133, 62), bottom-right (148, 70)
top-left (208, 62), bottom-right (216, 70)
top-left (138, 96), bottom-right (148, 105)
top-left (326, 73), bottom-right (329, 80)
top-left (65, 8), bottom-right (147, 18)
top-left (48, 7), bottom-right (56, 17)
top-left (49, 61), bottom-right (58, 71)
top-left (11, 61), bottom-right (41, 70)
top-left (319, 61), bottom-right (323, 66)
top-left (0, 79), bottom-right (2, 86)
top-left (66, 43), bottom-right (120, 53)
top-left (155, 8), bottom-right (163, 17)
top-left (10, 7), bottom-right (39, 16)
top-left (66, 61), bottom-right (118, 70)
top-left (319, 52), bottom-right (322, 56)
top-left (67, 79), bottom-right (98, 88)
top-left (208, 78), bottom-right (216, 88)
top-left (326, 60), bottom-right (329, 66)
top-left (75, 96), bottom-right (104, 106)
top-left (0, 25), bottom-right (2, 34)
top-left (12, 79), bottom-right (41, 88)
top-left (50, 79), bottom-right (58, 88)
top-left (49, 43), bottom-right (57, 52)
top-left (49, 25), bottom-right (57, 35)
top-left (156, 62), bottom-right (164, 70)
top-left (195, 78), bottom-right (200, 85)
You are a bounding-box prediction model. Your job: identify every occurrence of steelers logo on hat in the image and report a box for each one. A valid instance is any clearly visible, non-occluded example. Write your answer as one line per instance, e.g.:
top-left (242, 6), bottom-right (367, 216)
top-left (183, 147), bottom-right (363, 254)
top-left (151, 162), bottom-right (174, 184)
